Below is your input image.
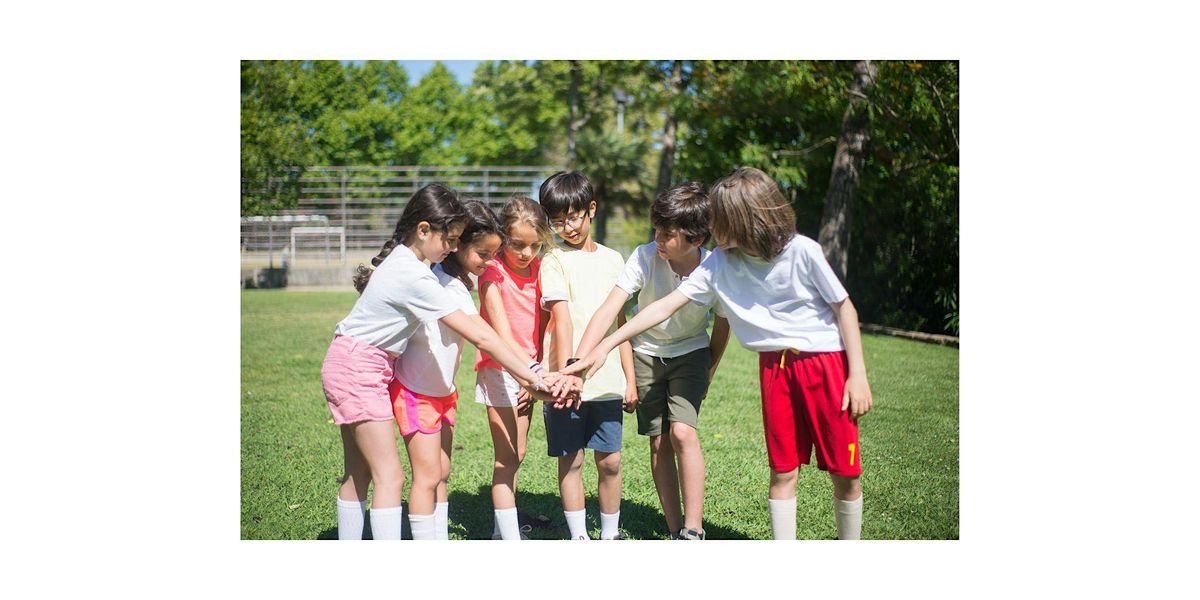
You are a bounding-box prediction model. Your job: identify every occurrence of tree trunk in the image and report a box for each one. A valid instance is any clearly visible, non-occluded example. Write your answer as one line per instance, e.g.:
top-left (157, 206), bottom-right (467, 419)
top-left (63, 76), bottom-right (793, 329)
top-left (651, 60), bottom-right (684, 241)
top-left (567, 60), bottom-right (582, 168)
top-left (819, 60), bottom-right (876, 280)
top-left (594, 180), bottom-right (609, 244)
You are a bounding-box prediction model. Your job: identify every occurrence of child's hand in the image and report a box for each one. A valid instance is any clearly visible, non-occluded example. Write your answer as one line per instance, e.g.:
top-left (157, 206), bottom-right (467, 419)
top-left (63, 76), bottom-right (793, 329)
top-left (515, 388), bottom-right (532, 410)
top-left (842, 374), bottom-right (873, 421)
top-left (623, 383), bottom-right (639, 413)
top-left (560, 350), bottom-right (605, 378)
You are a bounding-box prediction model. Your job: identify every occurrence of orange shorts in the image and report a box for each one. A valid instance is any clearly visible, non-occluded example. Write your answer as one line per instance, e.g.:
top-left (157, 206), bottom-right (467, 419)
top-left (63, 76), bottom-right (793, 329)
top-left (389, 378), bottom-right (458, 436)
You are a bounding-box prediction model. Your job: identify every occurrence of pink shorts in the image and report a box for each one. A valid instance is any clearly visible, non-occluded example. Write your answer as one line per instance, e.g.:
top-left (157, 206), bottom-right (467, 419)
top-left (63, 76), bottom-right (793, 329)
top-left (321, 335), bottom-right (397, 425)
top-left (389, 378), bottom-right (458, 436)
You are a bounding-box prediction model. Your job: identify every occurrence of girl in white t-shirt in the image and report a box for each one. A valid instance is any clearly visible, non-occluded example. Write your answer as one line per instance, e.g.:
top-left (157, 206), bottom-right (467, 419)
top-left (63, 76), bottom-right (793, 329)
top-left (321, 185), bottom-right (575, 541)
top-left (473, 196), bottom-right (556, 540)
top-left (563, 168), bottom-right (874, 540)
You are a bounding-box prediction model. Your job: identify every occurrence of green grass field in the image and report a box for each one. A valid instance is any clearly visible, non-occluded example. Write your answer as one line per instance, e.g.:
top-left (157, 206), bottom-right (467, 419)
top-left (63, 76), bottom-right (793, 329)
top-left (241, 289), bottom-right (959, 540)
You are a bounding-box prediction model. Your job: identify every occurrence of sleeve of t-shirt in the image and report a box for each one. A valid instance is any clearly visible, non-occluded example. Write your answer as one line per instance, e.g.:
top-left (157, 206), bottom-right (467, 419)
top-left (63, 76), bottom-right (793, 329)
top-left (803, 241), bottom-right (850, 304)
top-left (676, 251), bottom-right (718, 309)
top-left (446, 278), bottom-right (478, 316)
top-left (478, 263), bottom-right (504, 287)
top-left (389, 272), bottom-right (458, 323)
top-left (539, 251), bottom-right (569, 308)
top-left (614, 245), bottom-right (647, 295)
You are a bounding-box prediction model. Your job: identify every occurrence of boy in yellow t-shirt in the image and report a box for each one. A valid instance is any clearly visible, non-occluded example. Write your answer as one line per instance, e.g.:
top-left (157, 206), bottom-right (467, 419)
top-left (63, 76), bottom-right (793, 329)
top-left (538, 171), bottom-right (636, 540)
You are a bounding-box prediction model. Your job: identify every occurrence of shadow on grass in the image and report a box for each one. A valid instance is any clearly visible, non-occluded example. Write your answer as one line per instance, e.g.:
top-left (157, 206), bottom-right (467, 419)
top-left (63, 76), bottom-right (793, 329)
top-left (318, 485), bottom-right (751, 540)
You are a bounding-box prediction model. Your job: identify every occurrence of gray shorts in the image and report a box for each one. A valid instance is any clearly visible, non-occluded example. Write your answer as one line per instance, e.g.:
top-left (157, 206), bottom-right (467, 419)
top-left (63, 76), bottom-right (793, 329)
top-left (633, 347), bottom-right (712, 436)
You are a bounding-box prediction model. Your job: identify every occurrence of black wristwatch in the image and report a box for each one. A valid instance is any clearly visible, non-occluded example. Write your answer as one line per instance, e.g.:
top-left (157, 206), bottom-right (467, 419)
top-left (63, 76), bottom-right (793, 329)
top-left (566, 358), bottom-right (580, 366)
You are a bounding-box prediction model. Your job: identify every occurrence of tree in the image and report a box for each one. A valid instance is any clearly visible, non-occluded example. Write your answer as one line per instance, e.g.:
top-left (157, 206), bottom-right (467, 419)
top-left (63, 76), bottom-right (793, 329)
top-left (241, 60), bottom-right (314, 215)
top-left (819, 60), bottom-right (876, 280)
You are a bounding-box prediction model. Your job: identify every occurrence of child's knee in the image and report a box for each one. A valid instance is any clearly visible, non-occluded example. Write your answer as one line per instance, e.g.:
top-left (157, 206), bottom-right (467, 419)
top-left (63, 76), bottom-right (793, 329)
top-left (830, 474), bottom-right (861, 500)
top-left (668, 422), bottom-right (698, 446)
top-left (595, 452), bottom-right (622, 478)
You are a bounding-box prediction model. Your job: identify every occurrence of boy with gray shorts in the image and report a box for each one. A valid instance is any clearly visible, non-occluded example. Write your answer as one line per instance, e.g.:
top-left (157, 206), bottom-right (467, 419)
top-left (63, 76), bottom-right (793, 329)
top-left (574, 182), bottom-right (730, 539)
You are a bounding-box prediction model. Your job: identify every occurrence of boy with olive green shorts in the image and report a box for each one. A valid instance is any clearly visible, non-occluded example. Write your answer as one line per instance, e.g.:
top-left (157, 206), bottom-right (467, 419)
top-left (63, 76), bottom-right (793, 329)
top-left (574, 182), bottom-right (730, 540)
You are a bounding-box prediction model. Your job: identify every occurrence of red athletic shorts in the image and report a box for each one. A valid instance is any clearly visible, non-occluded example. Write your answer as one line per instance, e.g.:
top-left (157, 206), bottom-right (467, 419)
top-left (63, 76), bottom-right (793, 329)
top-left (758, 349), bottom-right (861, 477)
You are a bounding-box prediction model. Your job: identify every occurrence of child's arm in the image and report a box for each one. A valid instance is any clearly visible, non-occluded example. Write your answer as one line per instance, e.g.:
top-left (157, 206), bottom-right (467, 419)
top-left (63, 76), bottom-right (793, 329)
top-left (830, 297), bottom-right (873, 420)
top-left (574, 287), bottom-right (632, 359)
top-left (561, 289), bottom-right (692, 378)
top-left (707, 315), bottom-right (731, 383)
top-left (479, 279), bottom-right (536, 364)
top-left (440, 310), bottom-right (581, 407)
top-left (617, 310), bottom-right (637, 413)
top-left (546, 300), bottom-right (573, 371)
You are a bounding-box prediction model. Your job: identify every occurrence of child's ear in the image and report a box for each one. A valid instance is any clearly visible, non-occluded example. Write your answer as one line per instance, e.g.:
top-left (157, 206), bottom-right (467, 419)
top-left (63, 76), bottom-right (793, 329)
top-left (588, 200), bottom-right (597, 216)
top-left (416, 221), bottom-right (431, 239)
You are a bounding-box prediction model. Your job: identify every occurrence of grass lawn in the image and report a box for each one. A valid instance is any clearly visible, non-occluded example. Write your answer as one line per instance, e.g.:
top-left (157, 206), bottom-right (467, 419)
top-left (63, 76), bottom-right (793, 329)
top-left (241, 289), bottom-right (959, 540)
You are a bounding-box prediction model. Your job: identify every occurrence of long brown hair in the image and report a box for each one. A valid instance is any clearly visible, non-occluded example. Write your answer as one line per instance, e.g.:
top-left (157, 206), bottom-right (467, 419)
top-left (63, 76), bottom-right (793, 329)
top-left (353, 184), bottom-right (467, 293)
top-left (709, 167), bottom-right (796, 260)
top-left (440, 200), bottom-right (504, 291)
top-left (499, 196), bottom-right (554, 250)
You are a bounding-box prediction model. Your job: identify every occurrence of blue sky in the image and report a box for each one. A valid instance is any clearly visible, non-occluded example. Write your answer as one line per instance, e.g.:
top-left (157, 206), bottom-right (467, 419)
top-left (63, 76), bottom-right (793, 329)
top-left (397, 61), bottom-right (481, 86)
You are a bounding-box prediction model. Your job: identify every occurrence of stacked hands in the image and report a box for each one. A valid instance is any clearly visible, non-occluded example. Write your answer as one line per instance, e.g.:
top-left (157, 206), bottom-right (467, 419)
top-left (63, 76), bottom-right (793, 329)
top-left (518, 371), bottom-right (585, 410)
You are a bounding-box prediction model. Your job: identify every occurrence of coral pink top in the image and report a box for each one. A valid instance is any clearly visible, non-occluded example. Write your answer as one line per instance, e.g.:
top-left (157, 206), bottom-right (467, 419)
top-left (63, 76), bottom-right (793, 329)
top-left (475, 256), bottom-right (541, 372)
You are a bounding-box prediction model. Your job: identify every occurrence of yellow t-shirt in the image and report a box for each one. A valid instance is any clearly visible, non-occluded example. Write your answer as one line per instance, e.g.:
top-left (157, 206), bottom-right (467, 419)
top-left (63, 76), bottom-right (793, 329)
top-left (539, 242), bottom-right (627, 402)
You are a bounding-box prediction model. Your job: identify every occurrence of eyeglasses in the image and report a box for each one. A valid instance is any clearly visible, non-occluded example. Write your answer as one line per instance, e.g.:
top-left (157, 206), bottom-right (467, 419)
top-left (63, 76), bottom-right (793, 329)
top-left (550, 211), bottom-right (590, 232)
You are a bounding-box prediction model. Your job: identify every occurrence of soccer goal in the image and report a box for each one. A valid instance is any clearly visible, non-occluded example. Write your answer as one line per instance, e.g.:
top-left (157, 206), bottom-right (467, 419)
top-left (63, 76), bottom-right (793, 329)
top-left (290, 226), bottom-right (346, 265)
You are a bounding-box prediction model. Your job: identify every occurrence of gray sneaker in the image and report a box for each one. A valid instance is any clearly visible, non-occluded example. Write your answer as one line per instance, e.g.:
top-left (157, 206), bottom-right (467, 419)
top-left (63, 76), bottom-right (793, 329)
top-left (677, 528), bottom-right (705, 540)
top-left (492, 524), bottom-right (533, 540)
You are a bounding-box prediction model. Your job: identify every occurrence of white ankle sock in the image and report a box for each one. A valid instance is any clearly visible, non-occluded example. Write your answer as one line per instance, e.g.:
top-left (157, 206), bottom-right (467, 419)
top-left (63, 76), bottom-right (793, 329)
top-left (495, 507), bottom-right (521, 540)
top-left (336, 497), bottom-right (367, 540)
top-left (834, 495), bottom-right (863, 540)
top-left (369, 505), bottom-right (403, 540)
top-left (768, 497), bottom-right (797, 540)
top-left (565, 509), bottom-right (589, 540)
top-left (434, 502), bottom-right (449, 540)
top-left (600, 511), bottom-right (620, 540)
top-left (409, 512), bottom-right (437, 540)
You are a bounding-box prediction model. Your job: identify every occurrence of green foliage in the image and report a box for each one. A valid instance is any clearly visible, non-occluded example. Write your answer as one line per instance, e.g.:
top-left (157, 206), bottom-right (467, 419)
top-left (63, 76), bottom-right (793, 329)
top-left (242, 290), bottom-right (959, 540)
top-left (240, 60), bottom-right (959, 334)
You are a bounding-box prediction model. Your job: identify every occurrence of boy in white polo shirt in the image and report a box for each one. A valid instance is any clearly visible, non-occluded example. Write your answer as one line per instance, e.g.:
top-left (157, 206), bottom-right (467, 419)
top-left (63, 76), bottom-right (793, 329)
top-left (575, 182), bottom-right (730, 540)
top-left (538, 171), bottom-right (637, 540)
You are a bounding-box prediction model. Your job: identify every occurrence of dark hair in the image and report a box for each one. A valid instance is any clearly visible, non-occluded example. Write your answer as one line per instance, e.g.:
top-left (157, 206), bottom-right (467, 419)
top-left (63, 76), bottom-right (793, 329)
top-left (500, 196), bottom-right (555, 250)
top-left (651, 182), bottom-right (711, 245)
top-left (440, 200), bottom-right (504, 291)
top-left (353, 184), bottom-right (468, 293)
top-left (538, 170), bottom-right (594, 217)
top-left (709, 167), bottom-right (796, 260)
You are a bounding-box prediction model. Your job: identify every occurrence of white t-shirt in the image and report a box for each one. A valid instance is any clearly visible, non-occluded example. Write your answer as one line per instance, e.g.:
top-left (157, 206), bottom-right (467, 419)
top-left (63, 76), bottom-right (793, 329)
top-left (333, 245), bottom-right (457, 354)
top-left (540, 242), bottom-right (627, 402)
top-left (615, 243), bottom-right (725, 358)
top-left (676, 234), bottom-right (849, 352)
top-left (394, 265), bottom-right (477, 397)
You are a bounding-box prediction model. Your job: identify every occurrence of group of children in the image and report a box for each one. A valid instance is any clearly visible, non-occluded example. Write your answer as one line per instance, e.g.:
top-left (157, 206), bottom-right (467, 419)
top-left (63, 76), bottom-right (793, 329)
top-left (319, 167), bottom-right (873, 541)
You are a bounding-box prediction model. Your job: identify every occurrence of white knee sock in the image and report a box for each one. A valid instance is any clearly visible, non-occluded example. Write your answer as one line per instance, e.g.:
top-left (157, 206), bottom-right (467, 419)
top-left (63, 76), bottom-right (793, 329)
top-left (495, 507), bottom-right (521, 540)
top-left (336, 497), bottom-right (367, 540)
top-left (409, 512), bottom-right (437, 540)
top-left (565, 509), bottom-right (589, 540)
top-left (834, 495), bottom-right (863, 540)
top-left (369, 505), bottom-right (403, 540)
top-left (768, 497), bottom-right (797, 540)
top-left (434, 502), bottom-right (449, 540)
top-left (600, 511), bottom-right (620, 540)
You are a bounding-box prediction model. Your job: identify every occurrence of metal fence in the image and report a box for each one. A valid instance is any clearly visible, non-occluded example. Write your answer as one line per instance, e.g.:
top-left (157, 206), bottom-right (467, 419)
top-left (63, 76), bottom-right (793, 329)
top-left (241, 166), bottom-right (557, 268)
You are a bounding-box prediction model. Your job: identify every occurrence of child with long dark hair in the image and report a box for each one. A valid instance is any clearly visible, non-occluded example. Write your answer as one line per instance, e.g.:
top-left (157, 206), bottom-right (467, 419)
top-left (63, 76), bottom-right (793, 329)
top-left (321, 185), bottom-right (575, 541)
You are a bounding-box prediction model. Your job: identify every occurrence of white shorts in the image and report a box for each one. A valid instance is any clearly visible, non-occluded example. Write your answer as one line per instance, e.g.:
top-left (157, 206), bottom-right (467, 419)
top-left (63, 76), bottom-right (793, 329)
top-left (475, 367), bottom-right (522, 408)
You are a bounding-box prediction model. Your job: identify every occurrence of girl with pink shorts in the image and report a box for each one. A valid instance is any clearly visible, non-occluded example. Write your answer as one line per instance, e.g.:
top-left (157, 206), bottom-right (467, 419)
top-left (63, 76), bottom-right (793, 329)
top-left (321, 185), bottom-right (575, 541)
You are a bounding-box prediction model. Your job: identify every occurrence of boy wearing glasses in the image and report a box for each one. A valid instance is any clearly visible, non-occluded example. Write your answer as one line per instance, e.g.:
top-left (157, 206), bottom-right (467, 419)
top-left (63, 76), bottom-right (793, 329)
top-left (537, 171), bottom-right (637, 540)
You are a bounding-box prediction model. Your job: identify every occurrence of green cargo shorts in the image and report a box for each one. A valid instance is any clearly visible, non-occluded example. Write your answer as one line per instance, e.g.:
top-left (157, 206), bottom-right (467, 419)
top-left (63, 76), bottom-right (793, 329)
top-left (633, 347), bottom-right (712, 436)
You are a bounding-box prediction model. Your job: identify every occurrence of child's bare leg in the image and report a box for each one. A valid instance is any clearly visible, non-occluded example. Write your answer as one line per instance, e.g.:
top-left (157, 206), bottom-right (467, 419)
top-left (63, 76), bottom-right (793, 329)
top-left (830, 474), bottom-right (863, 540)
top-left (767, 467), bottom-right (799, 540)
top-left (669, 421), bottom-right (705, 531)
top-left (649, 434), bottom-right (682, 533)
top-left (488, 406), bottom-right (525, 510)
top-left (339, 424), bottom-right (372, 502)
top-left (403, 430), bottom-right (443, 539)
top-left (595, 450), bottom-right (622, 539)
top-left (558, 450), bottom-right (588, 538)
top-left (350, 421), bottom-right (406, 539)
top-left (558, 450), bottom-right (586, 511)
top-left (433, 427), bottom-right (453, 539)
